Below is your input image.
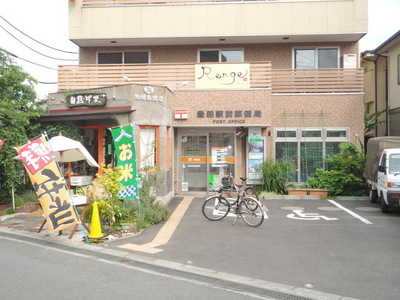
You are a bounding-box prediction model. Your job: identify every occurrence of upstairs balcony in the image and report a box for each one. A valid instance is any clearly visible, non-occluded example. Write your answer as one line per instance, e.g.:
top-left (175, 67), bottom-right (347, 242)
top-left (57, 62), bottom-right (364, 94)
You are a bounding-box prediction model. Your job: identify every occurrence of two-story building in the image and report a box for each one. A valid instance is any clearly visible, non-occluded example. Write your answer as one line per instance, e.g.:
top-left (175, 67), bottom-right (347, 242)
top-left (43, 0), bottom-right (367, 201)
top-left (361, 30), bottom-right (400, 139)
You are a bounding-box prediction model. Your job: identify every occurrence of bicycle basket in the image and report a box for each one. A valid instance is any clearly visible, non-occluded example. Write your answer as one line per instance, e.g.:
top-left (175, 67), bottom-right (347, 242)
top-left (221, 176), bottom-right (232, 187)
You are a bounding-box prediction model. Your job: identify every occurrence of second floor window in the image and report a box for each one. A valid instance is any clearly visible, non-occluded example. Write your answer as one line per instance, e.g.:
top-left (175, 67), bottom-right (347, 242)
top-left (199, 49), bottom-right (243, 63)
top-left (98, 51), bottom-right (150, 64)
top-left (294, 48), bottom-right (338, 69)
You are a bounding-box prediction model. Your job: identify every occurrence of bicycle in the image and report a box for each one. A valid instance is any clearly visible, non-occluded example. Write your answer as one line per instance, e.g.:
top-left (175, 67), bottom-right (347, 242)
top-left (220, 174), bottom-right (259, 200)
top-left (202, 176), bottom-right (264, 227)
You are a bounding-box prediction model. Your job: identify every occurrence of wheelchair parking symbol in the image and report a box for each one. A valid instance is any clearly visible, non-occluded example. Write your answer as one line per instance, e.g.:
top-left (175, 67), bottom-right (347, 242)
top-left (287, 209), bottom-right (338, 221)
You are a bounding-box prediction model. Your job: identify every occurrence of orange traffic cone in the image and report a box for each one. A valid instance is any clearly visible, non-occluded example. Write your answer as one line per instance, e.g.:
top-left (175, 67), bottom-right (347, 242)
top-left (87, 202), bottom-right (108, 243)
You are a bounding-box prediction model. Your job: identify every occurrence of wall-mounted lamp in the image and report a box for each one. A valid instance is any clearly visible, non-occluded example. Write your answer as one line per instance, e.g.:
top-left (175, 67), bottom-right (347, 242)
top-left (236, 127), bottom-right (246, 138)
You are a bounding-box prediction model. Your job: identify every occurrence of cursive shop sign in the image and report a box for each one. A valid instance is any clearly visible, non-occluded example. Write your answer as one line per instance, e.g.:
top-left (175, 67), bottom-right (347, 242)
top-left (195, 63), bottom-right (250, 89)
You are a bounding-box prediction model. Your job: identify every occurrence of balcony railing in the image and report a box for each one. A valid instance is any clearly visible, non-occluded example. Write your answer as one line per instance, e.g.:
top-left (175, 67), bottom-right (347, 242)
top-left (271, 68), bottom-right (364, 94)
top-left (58, 62), bottom-right (272, 90)
top-left (57, 63), bottom-right (364, 93)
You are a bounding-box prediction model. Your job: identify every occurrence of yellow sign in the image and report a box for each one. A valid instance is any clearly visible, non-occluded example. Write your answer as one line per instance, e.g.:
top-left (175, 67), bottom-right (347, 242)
top-left (16, 136), bottom-right (78, 233)
top-left (195, 63), bottom-right (250, 89)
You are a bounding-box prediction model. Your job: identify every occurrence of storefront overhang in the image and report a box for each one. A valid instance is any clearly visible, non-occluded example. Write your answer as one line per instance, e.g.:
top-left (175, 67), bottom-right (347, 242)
top-left (39, 106), bottom-right (135, 122)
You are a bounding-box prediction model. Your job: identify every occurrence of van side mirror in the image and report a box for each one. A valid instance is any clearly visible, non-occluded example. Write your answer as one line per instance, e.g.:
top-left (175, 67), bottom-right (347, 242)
top-left (378, 165), bottom-right (386, 174)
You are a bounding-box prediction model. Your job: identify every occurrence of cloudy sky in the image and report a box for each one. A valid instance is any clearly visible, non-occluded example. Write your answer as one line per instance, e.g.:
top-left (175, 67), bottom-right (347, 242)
top-left (1, 0), bottom-right (399, 99)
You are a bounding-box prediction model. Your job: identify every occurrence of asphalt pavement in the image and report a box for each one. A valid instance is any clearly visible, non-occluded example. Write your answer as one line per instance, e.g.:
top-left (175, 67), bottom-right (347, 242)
top-left (1, 195), bottom-right (390, 300)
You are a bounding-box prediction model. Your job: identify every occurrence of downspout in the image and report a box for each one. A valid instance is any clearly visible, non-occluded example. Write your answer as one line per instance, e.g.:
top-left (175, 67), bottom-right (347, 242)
top-left (377, 54), bottom-right (389, 136)
top-left (362, 56), bottom-right (379, 137)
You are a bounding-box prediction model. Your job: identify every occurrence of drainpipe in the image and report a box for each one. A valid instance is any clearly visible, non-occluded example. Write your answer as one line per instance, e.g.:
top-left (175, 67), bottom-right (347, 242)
top-left (377, 54), bottom-right (389, 136)
top-left (362, 56), bottom-right (379, 137)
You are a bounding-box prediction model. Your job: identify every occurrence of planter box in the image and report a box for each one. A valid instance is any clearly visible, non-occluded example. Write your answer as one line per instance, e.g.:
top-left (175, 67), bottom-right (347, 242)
top-left (308, 189), bottom-right (329, 197)
top-left (287, 189), bottom-right (328, 197)
top-left (287, 189), bottom-right (308, 195)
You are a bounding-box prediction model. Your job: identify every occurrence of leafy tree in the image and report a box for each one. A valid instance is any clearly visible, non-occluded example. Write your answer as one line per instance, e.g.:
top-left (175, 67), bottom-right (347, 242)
top-left (0, 50), bottom-right (45, 201)
top-left (364, 103), bottom-right (386, 135)
top-left (304, 142), bottom-right (366, 196)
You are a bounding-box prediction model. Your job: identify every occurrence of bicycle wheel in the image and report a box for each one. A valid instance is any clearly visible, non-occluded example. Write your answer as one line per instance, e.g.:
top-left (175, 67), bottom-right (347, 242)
top-left (239, 197), bottom-right (264, 227)
top-left (244, 187), bottom-right (259, 200)
top-left (202, 196), bottom-right (231, 221)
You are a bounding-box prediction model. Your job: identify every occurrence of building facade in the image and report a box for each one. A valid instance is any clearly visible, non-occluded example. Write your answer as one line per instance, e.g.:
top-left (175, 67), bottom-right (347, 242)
top-left (361, 30), bottom-right (400, 138)
top-left (44, 0), bottom-right (367, 200)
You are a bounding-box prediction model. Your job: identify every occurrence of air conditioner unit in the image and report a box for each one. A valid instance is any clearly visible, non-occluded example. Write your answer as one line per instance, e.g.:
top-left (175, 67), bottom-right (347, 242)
top-left (343, 54), bottom-right (357, 68)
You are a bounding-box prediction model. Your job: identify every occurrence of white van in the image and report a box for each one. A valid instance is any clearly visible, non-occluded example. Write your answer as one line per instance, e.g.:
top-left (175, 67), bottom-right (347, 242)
top-left (377, 148), bottom-right (400, 213)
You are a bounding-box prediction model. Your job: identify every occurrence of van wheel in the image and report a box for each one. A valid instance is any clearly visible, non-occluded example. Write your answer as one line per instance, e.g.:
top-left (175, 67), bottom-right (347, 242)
top-left (381, 195), bottom-right (389, 213)
top-left (369, 186), bottom-right (378, 203)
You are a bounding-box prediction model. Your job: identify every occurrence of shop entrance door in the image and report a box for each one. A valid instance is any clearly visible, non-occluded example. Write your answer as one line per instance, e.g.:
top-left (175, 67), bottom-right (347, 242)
top-left (179, 132), bottom-right (235, 193)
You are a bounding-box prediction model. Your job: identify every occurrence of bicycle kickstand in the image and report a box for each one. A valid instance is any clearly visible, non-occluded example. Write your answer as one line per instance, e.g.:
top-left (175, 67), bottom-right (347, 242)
top-left (232, 213), bottom-right (240, 226)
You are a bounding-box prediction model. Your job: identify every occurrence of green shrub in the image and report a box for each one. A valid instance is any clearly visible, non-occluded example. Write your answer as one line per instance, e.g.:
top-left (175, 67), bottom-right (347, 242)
top-left (304, 142), bottom-right (366, 196)
top-left (260, 159), bottom-right (296, 194)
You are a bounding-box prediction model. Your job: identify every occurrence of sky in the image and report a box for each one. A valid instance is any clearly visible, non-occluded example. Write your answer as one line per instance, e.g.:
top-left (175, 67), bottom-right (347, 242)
top-left (0, 0), bottom-right (399, 99)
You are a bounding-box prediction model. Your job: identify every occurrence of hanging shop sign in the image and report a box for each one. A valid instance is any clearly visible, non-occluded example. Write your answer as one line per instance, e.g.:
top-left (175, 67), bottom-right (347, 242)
top-left (67, 93), bottom-right (107, 108)
top-left (15, 136), bottom-right (78, 233)
top-left (110, 125), bottom-right (139, 199)
top-left (195, 63), bottom-right (250, 89)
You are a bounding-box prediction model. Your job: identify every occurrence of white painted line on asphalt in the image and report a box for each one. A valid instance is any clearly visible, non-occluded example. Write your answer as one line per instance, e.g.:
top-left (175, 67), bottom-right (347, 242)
top-left (328, 200), bottom-right (373, 225)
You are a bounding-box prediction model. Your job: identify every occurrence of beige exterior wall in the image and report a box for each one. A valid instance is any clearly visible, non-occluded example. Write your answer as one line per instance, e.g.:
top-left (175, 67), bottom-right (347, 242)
top-left (70, 0), bottom-right (367, 43)
top-left (79, 42), bottom-right (359, 68)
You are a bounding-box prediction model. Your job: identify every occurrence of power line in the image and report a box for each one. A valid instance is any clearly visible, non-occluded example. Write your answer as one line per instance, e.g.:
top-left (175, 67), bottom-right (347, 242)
top-left (0, 15), bottom-right (78, 55)
top-left (0, 23), bottom-right (78, 62)
top-left (1, 48), bottom-right (58, 70)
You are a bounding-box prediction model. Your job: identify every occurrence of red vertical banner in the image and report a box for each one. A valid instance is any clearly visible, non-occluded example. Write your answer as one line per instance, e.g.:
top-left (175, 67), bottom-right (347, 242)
top-left (15, 136), bottom-right (78, 233)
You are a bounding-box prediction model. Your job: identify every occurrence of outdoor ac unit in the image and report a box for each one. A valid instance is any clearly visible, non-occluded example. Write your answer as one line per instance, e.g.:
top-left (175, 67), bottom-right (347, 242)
top-left (343, 54), bottom-right (357, 68)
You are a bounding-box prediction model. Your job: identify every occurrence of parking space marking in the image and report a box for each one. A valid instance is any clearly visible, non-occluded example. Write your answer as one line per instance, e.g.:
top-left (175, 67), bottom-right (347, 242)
top-left (287, 209), bottom-right (338, 221)
top-left (328, 200), bottom-right (373, 225)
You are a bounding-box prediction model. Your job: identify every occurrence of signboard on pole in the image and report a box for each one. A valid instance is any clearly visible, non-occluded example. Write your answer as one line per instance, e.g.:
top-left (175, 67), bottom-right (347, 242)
top-left (15, 136), bottom-right (78, 233)
top-left (110, 125), bottom-right (139, 199)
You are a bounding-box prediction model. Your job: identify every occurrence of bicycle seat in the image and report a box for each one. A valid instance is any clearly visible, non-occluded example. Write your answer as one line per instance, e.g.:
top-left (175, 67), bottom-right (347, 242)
top-left (240, 177), bottom-right (247, 182)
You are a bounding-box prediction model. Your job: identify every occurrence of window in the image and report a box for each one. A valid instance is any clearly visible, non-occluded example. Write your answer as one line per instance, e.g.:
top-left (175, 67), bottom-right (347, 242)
top-left (398, 55), bottom-right (400, 84)
top-left (294, 48), bottom-right (339, 69)
top-left (199, 49), bottom-right (243, 62)
top-left (98, 51), bottom-right (150, 64)
top-left (139, 126), bottom-right (159, 170)
top-left (275, 128), bottom-right (348, 183)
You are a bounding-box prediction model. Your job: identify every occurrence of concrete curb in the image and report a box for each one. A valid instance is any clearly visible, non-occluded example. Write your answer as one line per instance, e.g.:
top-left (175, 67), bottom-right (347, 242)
top-left (262, 195), bottom-right (369, 201)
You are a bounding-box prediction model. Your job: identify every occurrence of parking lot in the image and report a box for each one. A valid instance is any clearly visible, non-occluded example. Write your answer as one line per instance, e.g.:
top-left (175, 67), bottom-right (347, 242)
top-left (106, 196), bottom-right (400, 300)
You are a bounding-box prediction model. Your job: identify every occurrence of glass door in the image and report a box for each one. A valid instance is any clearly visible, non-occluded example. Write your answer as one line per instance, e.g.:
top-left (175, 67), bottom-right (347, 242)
top-left (208, 133), bottom-right (235, 191)
top-left (179, 131), bottom-right (235, 193)
top-left (180, 135), bottom-right (208, 192)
